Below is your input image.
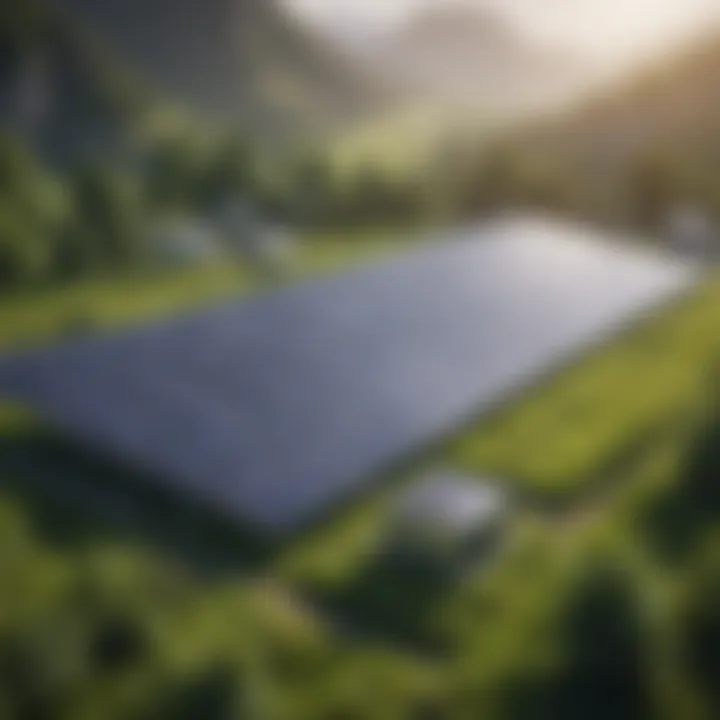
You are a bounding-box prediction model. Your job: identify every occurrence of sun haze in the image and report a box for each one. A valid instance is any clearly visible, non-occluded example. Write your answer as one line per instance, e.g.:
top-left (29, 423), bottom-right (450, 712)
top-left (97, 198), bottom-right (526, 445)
top-left (287, 0), bottom-right (720, 68)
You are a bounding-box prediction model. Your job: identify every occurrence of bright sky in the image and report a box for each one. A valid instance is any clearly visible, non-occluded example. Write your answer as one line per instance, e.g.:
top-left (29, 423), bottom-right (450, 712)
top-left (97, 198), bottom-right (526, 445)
top-left (287, 0), bottom-right (720, 67)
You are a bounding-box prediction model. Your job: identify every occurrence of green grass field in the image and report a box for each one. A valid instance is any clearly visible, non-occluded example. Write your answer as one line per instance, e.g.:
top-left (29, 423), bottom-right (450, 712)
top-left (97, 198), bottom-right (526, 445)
top-left (0, 230), bottom-right (408, 351)
top-left (442, 278), bottom-right (720, 495)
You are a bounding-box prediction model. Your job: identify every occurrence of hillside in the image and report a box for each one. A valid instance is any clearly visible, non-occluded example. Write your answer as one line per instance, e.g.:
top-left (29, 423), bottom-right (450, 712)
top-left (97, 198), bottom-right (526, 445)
top-left (0, 0), bottom-right (387, 164)
top-left (48, 0), bottom-right (385, 135)
top-left (0, 0), bottom-right (144, 163)
top-left (362, 2), bottom-right (584, 118)
top-left (523, 30), bottom-right (720, 169)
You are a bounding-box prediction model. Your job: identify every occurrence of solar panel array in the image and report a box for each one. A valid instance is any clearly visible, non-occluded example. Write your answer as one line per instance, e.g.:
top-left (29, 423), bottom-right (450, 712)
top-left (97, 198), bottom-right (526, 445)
top-left (0, 217), bottom-right (698, 533)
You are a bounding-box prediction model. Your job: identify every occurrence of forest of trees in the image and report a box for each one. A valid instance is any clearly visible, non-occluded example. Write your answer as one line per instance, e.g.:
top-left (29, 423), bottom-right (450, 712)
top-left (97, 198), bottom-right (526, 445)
top-left (3, 117), bottom-right (717, 296)
top-left (0, 125), bottom-right (443, 293)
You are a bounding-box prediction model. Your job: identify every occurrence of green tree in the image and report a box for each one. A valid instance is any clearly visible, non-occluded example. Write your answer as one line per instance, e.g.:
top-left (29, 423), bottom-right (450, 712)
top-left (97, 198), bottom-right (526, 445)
top-left (0, 133), bottom-right (75, 289)
top-left (548, 561), bottom-right (652, 720)
top-left (198, 135), bottom-right (253, 208)
top-left (0, 0), bottom-right (49, 55)
top-left (627, 151), bottom-right (679, 230)
top-left (680, 549), bottom-right (720, 715)
top-left (290, 153), bottom-right (335, 227)
top-left (146, 136), bottom-right (206, 211)
top-left (72, 164), bottom-right (145, 271)
top-left (456, 144), bottom-right (522, 218)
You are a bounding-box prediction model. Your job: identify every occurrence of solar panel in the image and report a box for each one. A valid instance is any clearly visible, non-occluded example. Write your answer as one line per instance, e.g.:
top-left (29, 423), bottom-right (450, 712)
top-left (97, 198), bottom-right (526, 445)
top-left (0, 216), bottom-right (698, 533)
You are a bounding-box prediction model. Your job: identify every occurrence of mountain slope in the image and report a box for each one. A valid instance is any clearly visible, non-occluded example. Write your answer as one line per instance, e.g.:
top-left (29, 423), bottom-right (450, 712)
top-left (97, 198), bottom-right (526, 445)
top-left (523, 30), bottom-right (720, 168)
top-left (363, 2), bottom-right (583, 117)
top-left (0, 0), bottom-right (145, 163)
top-left (49, 0), bottom-right (384, 134)
top-left (481, 29), bottom-right (720, 227)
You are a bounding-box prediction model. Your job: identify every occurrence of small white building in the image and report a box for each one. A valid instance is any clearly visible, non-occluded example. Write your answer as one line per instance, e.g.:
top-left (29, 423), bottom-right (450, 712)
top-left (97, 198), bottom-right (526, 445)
top-left (387, 472), bottom-right (508, 575)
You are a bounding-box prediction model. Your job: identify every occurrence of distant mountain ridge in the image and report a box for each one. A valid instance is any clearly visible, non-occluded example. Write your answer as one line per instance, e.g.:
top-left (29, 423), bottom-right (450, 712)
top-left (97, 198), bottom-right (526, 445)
top-left (361, 2), bottom-right (584, 117)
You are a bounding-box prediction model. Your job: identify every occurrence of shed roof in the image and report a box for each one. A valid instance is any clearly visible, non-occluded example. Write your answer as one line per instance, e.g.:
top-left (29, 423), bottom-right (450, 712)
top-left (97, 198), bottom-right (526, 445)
top-left (395, 473), bottom-right (507, 536)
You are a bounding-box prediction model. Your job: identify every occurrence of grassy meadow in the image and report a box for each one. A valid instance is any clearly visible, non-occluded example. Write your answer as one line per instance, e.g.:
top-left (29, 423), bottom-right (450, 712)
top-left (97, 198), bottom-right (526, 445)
top-left (0, 230), bottom-right (407, 351)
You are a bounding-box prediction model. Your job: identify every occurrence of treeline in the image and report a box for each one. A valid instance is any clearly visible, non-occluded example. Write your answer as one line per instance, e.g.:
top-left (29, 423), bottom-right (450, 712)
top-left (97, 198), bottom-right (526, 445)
top-left (0, 126), bottom-right (440, 293)
top-left (3, 116), bottom-right (718, 293)
top-left (431, 130), bottom-right (720, 233)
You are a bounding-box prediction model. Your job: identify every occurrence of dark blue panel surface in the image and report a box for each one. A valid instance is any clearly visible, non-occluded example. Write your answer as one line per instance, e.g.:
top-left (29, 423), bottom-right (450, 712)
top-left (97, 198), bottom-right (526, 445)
top-left (0, 217), bottom-right (698, 532)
